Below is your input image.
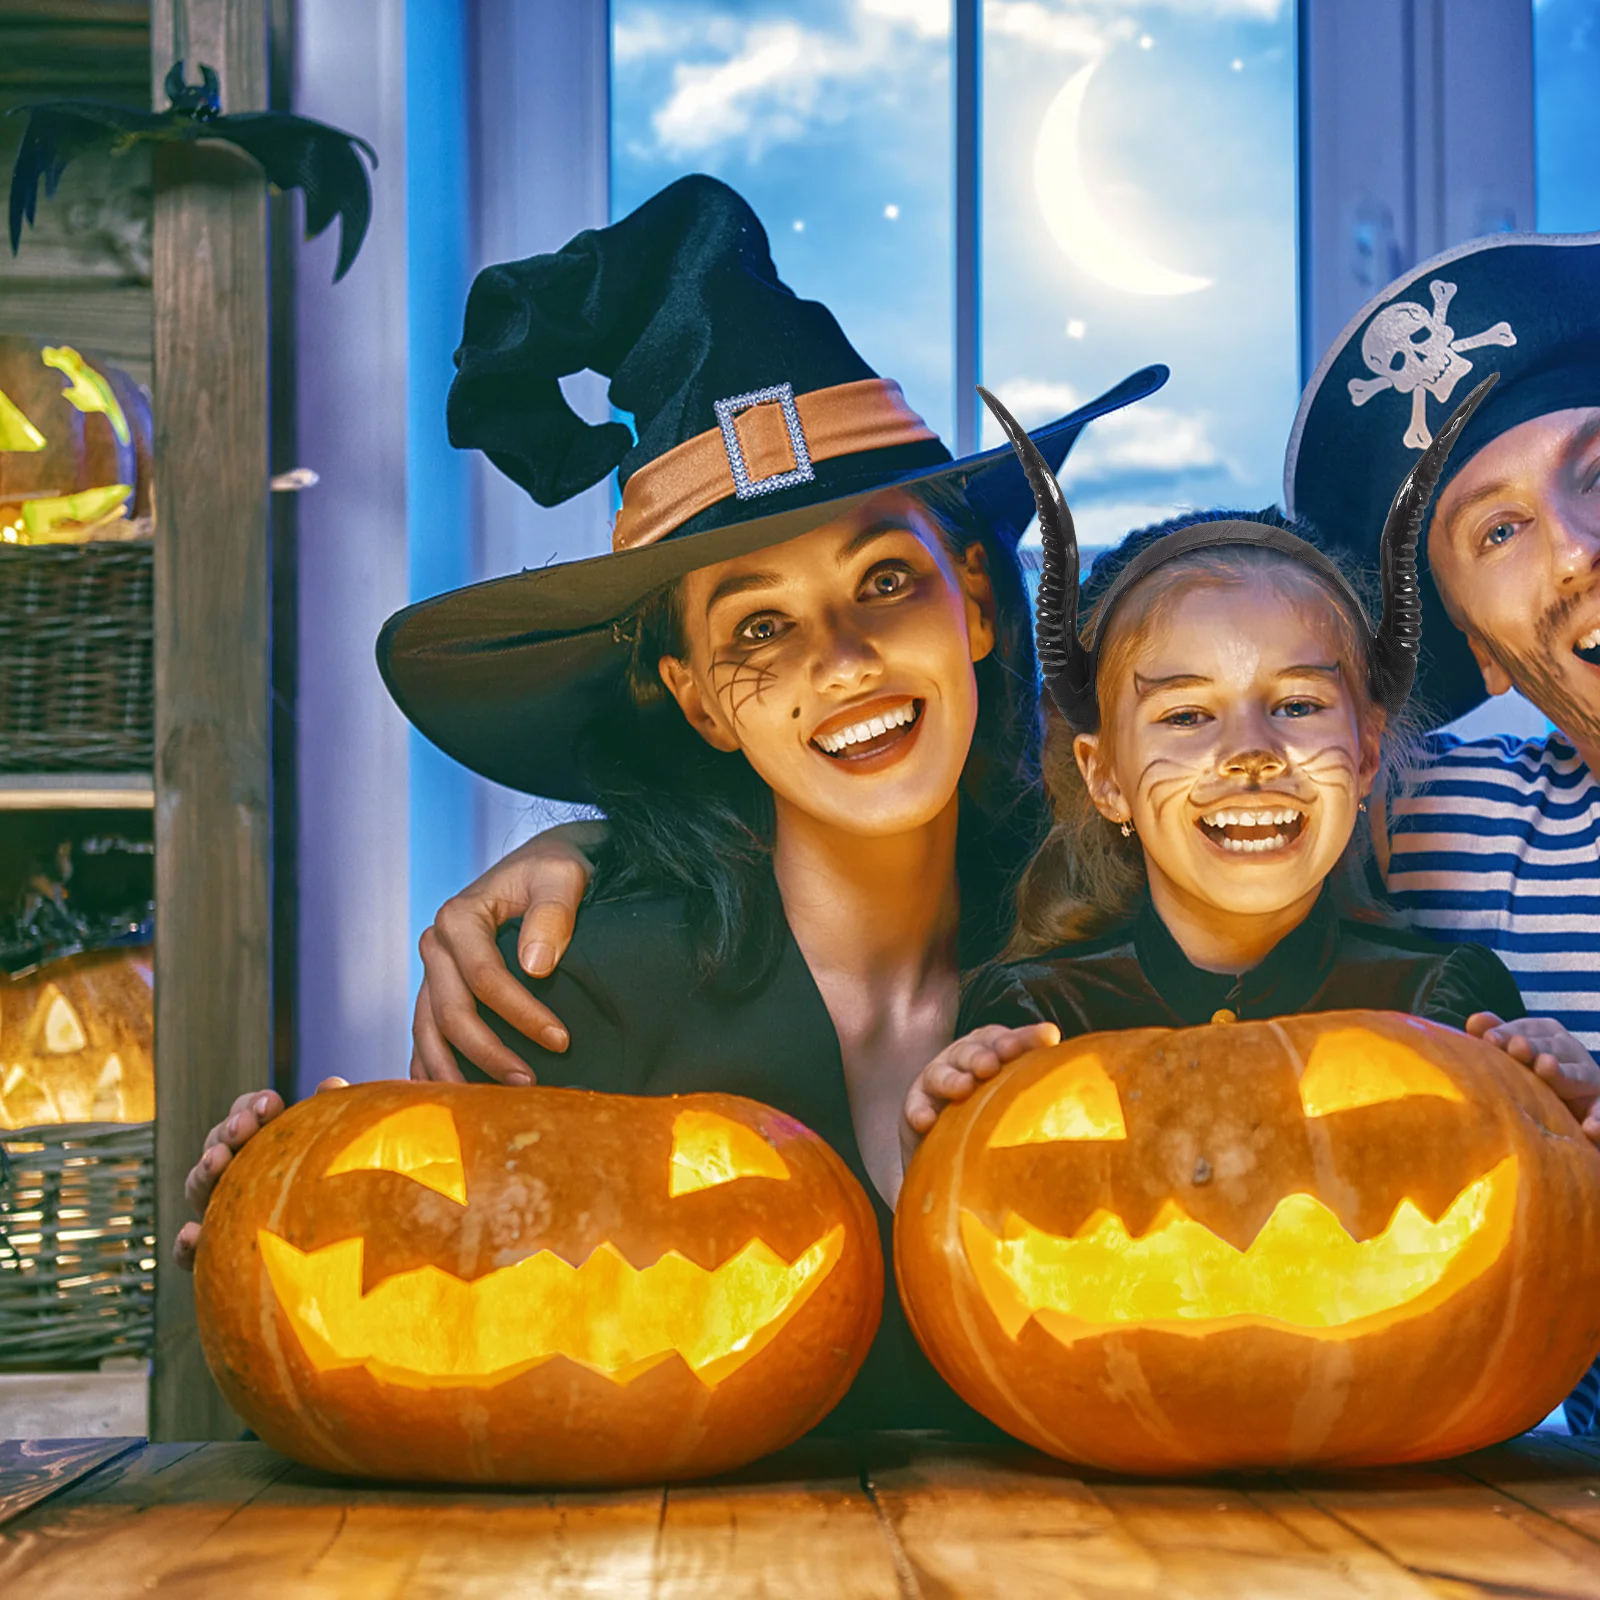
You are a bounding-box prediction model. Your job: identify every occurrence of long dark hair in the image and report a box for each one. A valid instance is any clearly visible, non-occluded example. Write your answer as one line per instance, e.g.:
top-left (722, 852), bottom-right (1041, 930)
top-left (574, 482), bottom-right (1047, 990)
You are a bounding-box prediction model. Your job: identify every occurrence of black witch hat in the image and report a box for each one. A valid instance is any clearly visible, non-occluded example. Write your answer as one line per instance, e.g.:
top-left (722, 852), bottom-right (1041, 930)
top-left (378, 175), bottom-right (1167, 802)
top-left (980, 375), bottom-right (1497, 733)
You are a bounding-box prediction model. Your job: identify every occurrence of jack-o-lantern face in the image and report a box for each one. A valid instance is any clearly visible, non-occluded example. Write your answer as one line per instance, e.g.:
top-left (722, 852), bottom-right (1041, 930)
top-left (0, 950), bottom-right (153, 1128)
top-left (196, 1083), bottom-right (882, 1486)
top-left (0, 336), bottom-right (152, 543)
top-left (895, 1011), bottom-right (1600, 1474)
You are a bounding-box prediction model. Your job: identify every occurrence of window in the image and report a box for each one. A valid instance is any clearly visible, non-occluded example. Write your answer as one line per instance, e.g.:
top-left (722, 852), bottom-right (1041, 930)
top-left (982, 3), bottom-right (1297, 549)
top-left (1535, 0), bottom-right (1600, 231)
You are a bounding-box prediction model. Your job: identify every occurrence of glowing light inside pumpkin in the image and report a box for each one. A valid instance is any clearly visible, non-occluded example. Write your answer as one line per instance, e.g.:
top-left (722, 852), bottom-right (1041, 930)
top-left (325, 1104), bottom-right (468, 1204)
top-left (669, 1108), bottom-right (791, 1195)
top-left (42, 991), bottom-right (87, 1055)
top-left (988, 1054), bottom-right (1126, 1147)
top-left (41, 346), bottom-right (132, 446)
top-left (19, 483), bottom-right (134, 538)
top-left (1298, 1029), bottom-right (1465, 1117)
top-left (961, 1156), bottom-right (1517, 1342)
top-left (257, 1222), bottom-right (846, 1388)
top-left (0, 387), bottom-right (46, 451)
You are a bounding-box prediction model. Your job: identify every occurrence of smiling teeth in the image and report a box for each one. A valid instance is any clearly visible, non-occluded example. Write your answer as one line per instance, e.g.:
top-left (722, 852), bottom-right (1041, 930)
top-left (1577, 628), bottom-right (1600, 653)
top-left (1201, 809), bottom-right (1300, 828)
top-left (815, 702), bottom-right (917, 754)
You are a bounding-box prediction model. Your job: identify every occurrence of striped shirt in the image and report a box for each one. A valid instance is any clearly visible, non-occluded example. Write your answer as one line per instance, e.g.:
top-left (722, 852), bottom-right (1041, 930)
top-left (1385, 732), bottom-right (1600, 1050)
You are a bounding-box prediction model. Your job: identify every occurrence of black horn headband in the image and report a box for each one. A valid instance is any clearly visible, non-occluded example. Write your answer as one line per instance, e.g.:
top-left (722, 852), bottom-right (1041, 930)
top-left (978, 375), bottom-right (1497, 734)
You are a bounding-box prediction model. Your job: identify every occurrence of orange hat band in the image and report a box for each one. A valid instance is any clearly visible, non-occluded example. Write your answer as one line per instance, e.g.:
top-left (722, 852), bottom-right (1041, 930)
top-left (611, 377), bottom-right (939, 553)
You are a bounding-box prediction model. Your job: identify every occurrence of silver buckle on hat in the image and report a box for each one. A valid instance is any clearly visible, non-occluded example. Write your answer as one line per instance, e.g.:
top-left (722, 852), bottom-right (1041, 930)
top-left (713, 383), bottom-right (816, 499)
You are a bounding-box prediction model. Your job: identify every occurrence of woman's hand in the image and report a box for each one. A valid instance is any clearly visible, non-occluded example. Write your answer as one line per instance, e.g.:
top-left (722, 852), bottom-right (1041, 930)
top-left (1468, 1011), bottom-right (1600, 1140)
top-left (172, 1078), bottom-right (349, 1271)
top-left (900, 1022), bottom-right (1061, 1173)
top-left (410, 821), bottom-right (607, 1086)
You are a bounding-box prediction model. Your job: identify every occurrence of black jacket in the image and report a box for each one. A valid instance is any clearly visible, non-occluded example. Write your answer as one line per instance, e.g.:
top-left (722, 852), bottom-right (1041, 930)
top-left (960, 890), bottom-right (1525, 1035)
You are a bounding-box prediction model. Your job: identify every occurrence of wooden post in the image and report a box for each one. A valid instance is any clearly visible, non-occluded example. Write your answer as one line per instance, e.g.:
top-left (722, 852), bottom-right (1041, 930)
top-left (149, 0), bottom-right (272, 1442)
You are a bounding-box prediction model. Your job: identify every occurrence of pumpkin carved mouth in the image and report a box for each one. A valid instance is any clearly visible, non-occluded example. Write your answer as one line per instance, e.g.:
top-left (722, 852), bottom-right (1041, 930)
top-left (959, 1155), bottom-right (1517, 1344)
top-left (258, 1223), bottom-right (846, 1389)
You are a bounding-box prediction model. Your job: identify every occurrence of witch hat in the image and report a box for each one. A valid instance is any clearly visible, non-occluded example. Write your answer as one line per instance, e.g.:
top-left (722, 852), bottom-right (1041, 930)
top-left (379, 174), bottom-right (1167, 801)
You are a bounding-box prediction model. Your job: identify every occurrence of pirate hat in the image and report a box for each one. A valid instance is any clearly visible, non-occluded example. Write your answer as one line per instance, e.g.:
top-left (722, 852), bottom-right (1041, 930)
top-left (378, 175), bottom-right (1167, 801)
top-left (1286, 231), bottom-right (1600, 725)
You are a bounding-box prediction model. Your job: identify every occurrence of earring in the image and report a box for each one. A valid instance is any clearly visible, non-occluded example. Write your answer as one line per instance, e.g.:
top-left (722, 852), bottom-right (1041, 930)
top-left (1119, 819), bottom-right (1135, 839)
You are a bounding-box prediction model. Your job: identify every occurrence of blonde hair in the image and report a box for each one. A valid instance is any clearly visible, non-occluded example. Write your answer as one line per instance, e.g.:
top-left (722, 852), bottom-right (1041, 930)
top-left (1007, 543), bottom-right (1421, 957)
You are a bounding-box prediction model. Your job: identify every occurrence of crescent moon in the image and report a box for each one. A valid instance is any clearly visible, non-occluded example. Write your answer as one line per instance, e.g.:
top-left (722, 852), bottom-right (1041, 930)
top-left (1033, 61), bottom-right (1211, 298)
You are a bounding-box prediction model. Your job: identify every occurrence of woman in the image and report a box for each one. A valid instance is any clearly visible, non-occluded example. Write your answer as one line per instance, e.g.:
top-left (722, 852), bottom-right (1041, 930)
top-left (178, 174), bottom-right (1165, 1434)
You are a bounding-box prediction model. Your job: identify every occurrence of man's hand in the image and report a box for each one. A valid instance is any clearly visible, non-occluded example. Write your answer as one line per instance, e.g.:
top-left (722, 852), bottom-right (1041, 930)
top-left (410, 821), bottom-right (606, 1085)
top-left (1468, 1011), bottom-right (1600, 1140)
top-left (173, 1078), bottom-right (348, 1271)
top-left (900, 1022), bottom-right (1061, 1174)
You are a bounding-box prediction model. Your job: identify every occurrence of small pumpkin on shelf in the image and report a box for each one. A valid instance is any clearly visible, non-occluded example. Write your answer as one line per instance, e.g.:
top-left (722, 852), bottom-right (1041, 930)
top-left (195, 1081), bottom-right (883, 1485)
top-left (0, 335), bottom-right (152, 544)
top-left (896, 1009), bottom-right (1600, 1473)
top-left (0, 948), bottom-right (153, 1128)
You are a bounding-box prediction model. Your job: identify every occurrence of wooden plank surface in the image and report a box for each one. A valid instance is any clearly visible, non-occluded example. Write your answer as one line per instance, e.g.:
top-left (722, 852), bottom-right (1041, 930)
top-left (147, 0), bottom-right (272, 1444)
top-left (0, 1438), bottom-right (143, 1529)
top-left (6, 1437), bottom-right (1600, 1597)
top-left (657, 1439), bottom-right (902, 1600)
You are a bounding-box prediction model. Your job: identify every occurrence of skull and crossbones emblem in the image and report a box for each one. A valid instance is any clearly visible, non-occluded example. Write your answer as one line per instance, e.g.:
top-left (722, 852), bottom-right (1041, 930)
top-left (1347, 279), bottom-right (1515, 449)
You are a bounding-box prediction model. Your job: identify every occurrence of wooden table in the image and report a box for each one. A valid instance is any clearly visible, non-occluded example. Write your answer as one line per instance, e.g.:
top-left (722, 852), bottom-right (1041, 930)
top-left (7, 1433), bottom-right (1600, 1597)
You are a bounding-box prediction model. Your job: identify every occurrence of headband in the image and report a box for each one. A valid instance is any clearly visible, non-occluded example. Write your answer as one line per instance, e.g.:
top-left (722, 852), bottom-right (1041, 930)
top-left (978, 374), bottom-right (1497, 734)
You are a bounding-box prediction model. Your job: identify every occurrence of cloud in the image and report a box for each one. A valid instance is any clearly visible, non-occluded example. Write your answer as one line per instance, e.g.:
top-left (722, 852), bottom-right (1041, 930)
top-left (983, 2), bottom-right (1128, 58)
top-left (861, 0), bottom-right (950, 38)
top-left (981, 376), bottom-right (1224, 481)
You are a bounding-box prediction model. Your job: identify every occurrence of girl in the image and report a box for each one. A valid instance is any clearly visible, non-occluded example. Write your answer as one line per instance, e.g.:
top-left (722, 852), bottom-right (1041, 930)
top-left (902, 383), bottom-right (1600, 1158)
top-left (175, 174), bottom-right (1161, 1435)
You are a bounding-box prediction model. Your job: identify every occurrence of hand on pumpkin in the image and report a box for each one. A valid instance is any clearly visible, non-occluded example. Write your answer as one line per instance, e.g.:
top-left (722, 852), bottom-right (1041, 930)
top-left (1467, 1012), bottom-right (1600, 1139)
top-left (173, 1077), bottom-right (348, 1271)
top-left (900, 1022), bottom-right (1061, 1172)
top-left (410, 820), bottom-right (608, 1085)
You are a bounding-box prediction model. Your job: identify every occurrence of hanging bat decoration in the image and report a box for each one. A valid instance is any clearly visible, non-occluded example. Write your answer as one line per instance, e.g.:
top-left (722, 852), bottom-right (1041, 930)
top-left (8, 61), bottom-right (377, 282)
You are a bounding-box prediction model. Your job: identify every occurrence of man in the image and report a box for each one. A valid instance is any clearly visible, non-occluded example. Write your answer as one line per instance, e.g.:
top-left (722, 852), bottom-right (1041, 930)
top-left (1286, 231), bottom-right (1600, 1056)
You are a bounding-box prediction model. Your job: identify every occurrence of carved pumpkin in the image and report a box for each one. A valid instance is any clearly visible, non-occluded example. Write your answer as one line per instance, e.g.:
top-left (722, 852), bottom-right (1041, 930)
top-left (896, 1011), bottom-right (1600, 1473)
top-left (0, 949), bottom-right (153, 1128)
top-left (196, 1081), bottom-right (882, 1485)
top-left (0, 335), bottom-right (153, 543)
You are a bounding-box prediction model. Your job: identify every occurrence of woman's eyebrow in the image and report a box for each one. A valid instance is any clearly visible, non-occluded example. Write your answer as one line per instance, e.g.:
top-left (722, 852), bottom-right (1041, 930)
top-left (1278, 662), bottom-right (1341, 679)
top-left (705, 569), bottom-right (782, 615)
top-left (837, 520), bottom-right (916, 564)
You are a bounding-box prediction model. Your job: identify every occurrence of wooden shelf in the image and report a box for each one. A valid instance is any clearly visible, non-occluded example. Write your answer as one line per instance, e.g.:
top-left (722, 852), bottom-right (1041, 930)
top-left (0, 774), bottom-right (153, 811)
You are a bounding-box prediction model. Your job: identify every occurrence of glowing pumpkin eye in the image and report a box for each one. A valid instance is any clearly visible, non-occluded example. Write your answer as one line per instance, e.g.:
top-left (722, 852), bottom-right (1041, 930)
top-left (325, 1103), bottom-right (468, 1204)
top-left (41, 989), bottom-right (87, 1054)
top-left (988, 1053), bottom-right (1127, 1148)
top-left (0, 386), bottom-right (45, 451)
top-left (1298, 1029), bottom-right (1464, 1117)
top-left (669, 1109), bottom-right (790, 1195)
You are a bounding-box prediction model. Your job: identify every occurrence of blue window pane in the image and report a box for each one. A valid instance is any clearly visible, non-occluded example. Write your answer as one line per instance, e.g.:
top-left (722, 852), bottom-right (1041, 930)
top-left (981, 3), bottom-right (1299, 550)
top-left (1535, 0), bottom-right (1600, 232)
top-left (611, 1), bottom-right (954, 442)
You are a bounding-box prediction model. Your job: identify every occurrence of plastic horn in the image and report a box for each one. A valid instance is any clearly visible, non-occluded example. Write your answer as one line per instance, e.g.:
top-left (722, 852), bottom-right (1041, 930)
top-left (977, 385), bottom-right (1098, 730)
top-left (1370, 373), bottom-right (1498, 713)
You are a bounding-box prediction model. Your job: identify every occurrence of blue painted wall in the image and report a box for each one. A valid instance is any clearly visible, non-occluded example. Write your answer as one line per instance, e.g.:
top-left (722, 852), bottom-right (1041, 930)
top-left (405, 0), bottom-right (477, 997)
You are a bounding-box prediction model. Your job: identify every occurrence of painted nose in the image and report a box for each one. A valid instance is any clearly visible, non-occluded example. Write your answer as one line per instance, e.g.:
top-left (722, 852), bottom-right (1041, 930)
top-left (1221, 747), bottom-right (1288, 782)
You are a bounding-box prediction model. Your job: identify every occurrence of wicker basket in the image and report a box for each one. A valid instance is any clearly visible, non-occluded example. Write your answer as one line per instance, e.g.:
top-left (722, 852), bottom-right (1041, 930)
top-left (0, 540), bottom-right (153, 772)
top-left (0, 1121), bottom-right (155, 1369)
